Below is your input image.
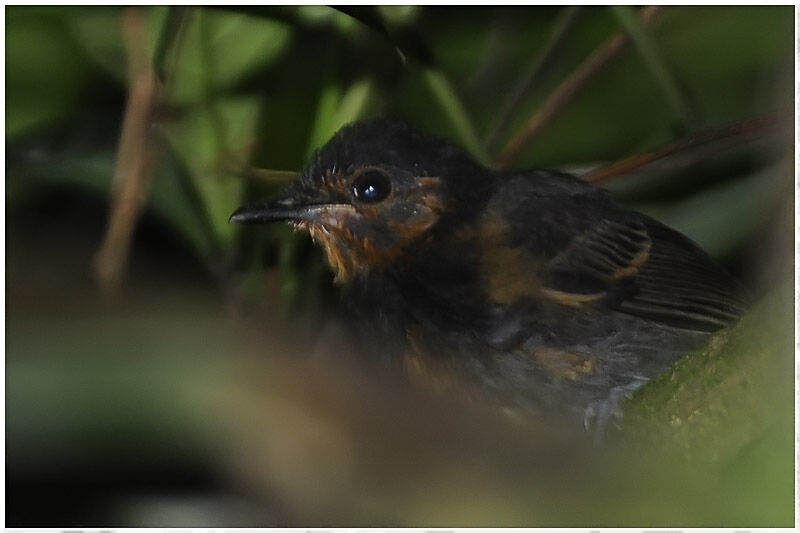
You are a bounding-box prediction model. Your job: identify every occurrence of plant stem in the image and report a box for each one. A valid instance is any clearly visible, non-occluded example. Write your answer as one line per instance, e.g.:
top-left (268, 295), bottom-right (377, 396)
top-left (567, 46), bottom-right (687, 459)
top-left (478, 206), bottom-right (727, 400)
top-left (583, 110), bottom-right (787, 183)
top-left (610, 5), bottom-right (693, 129)
top-left (93, 8), bottom-right (161, 298)
top-left (495, 6), bottom-right (664, 169)
top-left (484, 6), bottom-right (581, 152)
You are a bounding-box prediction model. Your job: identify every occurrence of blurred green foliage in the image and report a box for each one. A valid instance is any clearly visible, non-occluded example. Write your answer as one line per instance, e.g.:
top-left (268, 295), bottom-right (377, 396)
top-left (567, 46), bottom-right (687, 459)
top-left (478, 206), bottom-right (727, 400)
top-left (7, 5), bottom-right (793, 302)
top-left (5, 5), bottom-right (794, 527)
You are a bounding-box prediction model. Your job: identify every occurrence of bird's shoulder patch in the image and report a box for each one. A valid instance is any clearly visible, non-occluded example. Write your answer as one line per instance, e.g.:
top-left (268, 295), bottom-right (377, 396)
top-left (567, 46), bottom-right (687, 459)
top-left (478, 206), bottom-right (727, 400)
top-left (474, 209), bottom-right (614, 308)
top-left (474, 211), bottom-right (546, 306)
top-left (475, 187), bottom-right (745, 331)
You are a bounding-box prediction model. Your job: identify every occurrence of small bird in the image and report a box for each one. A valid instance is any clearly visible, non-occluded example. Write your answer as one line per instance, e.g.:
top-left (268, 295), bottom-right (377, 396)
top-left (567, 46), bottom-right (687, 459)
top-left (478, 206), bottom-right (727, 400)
top-left (231, 119), bottom-right (747, 433)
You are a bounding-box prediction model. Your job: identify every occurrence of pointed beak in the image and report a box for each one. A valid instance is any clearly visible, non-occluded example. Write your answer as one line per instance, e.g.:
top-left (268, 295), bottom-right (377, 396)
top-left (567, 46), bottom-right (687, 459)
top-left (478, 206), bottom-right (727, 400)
top-left (229, 195), bottom-right (309, 225)
top-left (229, 190), bottom-right (353, 225)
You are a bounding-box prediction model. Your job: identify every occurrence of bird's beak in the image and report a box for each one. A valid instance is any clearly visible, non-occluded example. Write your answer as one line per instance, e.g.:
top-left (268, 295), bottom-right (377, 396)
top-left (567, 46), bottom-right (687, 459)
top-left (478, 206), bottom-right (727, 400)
top-left (230, 194), bottom-right (308, 225)
top-left (229, 190), bottom-right (353, 225)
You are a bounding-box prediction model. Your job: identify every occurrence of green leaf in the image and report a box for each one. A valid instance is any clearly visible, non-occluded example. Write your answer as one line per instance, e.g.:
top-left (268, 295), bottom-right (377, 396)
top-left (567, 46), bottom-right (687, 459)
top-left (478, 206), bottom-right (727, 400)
top-left (633, 161), bottom-right (788, 258)
top-left (6, 148), bottom-right (117, 211)
top-left (337, 6), bottom-right (432, 65)
top-left (337, 80), bottom-right (373, 130)
top-left (421, 67), bottom-right (488, 164)
top-left (67, 7), bottom-right (176, 84)
top-left (66, 7), bottom-right (127, 82)
top-left (6, 13), bottom-right (91, 138)
top-left (162, 96), bottom-right (263, 248)
top-left (377, 5), bottom-right (421, 26)
top-left (168, 8), bottom-right (291, 105)
top-left (306, 79), bottom-right (373, 155)
top-left (146, 154), bottom-right (219, 260)
top-left (610, 6), bottom-right (693, 129)
top-left (305, 84), bottom-right (343, 156)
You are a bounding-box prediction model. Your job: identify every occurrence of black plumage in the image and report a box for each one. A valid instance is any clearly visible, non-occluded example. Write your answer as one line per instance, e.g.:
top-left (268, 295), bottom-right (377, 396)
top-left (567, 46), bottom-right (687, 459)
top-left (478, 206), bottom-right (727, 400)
top-left (231, 119), bottom-right (747, 431)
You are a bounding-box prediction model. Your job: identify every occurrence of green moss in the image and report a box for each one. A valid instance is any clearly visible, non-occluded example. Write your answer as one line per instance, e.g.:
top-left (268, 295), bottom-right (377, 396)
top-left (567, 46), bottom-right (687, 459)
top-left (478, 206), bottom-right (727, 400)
top-left (622, 281), bottom-right (794, 466)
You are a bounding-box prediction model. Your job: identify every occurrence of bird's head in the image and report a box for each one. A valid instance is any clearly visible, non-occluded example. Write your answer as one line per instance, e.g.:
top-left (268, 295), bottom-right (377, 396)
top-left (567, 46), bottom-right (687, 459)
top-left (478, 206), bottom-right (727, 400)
top-left (231, 119), bottom-right (488, 283)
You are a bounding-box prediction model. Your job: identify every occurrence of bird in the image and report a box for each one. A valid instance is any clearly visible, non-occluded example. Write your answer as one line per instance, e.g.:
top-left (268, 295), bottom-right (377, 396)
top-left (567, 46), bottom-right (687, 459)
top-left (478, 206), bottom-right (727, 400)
top-left (230, 118), bottom-right (747, 435)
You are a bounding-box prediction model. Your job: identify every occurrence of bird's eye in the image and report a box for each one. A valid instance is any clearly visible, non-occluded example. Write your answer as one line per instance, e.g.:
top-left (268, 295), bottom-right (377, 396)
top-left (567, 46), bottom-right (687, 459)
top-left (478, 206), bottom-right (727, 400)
top-left (352, 170), bottom-right (391, 203)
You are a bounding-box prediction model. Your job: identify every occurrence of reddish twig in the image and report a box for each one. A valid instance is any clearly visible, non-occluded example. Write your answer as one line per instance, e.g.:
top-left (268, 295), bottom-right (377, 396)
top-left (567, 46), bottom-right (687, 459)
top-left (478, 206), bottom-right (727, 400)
top-left (494, 5), bottom-right (663, 169)
top-left (229, 163), bottom-right (299, 184)
top-left (484, 6), bottom-right (581, 152)
top-left (93, 8), bottom-right (161, 298)
top-left (583, 110), bottom-right (788, 183)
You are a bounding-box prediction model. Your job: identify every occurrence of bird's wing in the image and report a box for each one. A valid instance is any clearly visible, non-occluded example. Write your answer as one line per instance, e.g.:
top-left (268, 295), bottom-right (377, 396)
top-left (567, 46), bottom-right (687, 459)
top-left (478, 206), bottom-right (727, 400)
top-left (495, 180), bottom-right (747, 332)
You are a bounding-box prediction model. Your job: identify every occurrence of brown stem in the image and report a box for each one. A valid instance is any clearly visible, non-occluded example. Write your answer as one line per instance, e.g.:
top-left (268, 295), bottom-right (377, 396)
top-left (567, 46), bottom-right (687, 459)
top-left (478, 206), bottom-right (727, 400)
top-left (583, 110), bottom-right (788, 183)
top-left (494, 6), bottom-right (663, 169)
top-left (233, 166), bottom-right (299, 184)
top-left (484, 6), bottom-right (581, 152)
top-left (93, 8), bottom-right (161, 298)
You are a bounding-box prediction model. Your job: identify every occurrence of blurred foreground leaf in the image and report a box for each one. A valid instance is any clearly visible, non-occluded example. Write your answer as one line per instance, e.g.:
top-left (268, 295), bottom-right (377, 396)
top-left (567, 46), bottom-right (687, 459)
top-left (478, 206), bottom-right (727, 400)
top-left (6, 277), bottom-right (793, 525)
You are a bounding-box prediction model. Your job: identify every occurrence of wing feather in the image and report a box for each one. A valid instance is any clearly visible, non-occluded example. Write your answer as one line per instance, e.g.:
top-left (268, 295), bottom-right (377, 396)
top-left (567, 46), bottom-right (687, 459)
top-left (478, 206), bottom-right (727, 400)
top-left (497, 182), bottom-right (747, 332)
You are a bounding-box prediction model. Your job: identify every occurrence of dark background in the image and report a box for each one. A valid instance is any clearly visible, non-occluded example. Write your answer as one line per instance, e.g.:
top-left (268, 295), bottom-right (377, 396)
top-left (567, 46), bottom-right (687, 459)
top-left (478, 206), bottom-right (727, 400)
top-left (6, 5), bottom-right (795, 526)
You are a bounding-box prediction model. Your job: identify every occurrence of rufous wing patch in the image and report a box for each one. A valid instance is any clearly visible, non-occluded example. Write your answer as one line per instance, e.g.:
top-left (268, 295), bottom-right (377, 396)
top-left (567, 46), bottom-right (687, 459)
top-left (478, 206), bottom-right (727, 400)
top-left (540, 288), bottom-right (606, 306)
top-left (533, 347), bottom-right (596, 381)
top-left (477, 212), bottom-right (545, 306)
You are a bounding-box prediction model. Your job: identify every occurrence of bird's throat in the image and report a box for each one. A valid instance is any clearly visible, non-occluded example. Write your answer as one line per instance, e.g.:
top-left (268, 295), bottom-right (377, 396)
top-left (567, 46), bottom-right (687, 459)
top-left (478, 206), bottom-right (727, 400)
top-left (299, 221), bottom-right (403, 284)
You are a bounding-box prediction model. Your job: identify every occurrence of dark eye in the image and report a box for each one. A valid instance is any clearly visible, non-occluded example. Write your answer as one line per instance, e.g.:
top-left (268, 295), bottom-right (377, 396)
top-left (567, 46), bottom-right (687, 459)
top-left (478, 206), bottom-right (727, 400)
top-left (352, 170), bottom-right (391, 203)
